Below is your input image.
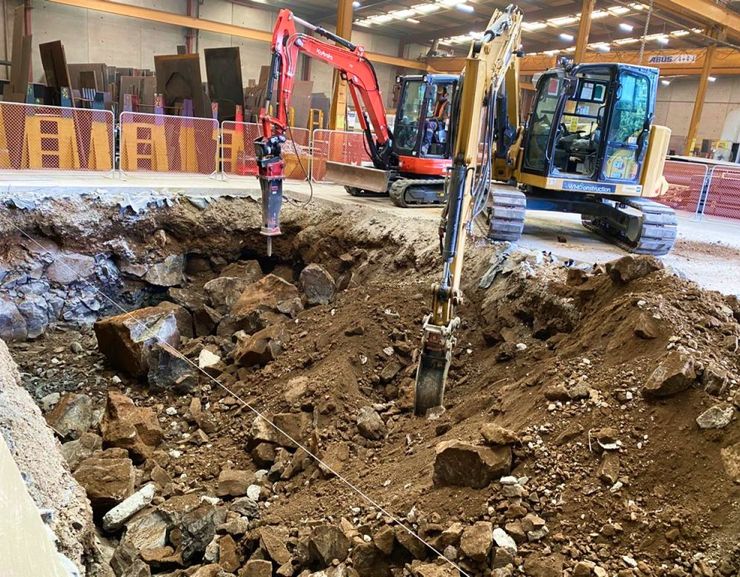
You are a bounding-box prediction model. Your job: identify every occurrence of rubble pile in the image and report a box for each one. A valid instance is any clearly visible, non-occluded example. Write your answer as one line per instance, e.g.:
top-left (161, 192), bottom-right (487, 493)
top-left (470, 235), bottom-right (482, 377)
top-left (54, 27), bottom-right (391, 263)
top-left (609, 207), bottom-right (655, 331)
top-left (0, 197), bottom-right (737, 577)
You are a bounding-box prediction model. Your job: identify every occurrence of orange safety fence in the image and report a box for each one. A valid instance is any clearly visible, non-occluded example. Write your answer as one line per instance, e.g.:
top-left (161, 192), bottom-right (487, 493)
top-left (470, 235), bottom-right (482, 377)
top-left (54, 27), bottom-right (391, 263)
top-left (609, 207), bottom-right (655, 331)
top-left (119, 111), bottom-right (219, 176)
top-left (703, 166), bottom-right (740, 220)
top-left (0, 101), bottom-right (114, 172)
top-left (659, 160), bottom-right (708, 214)
top-left (311, 129), bottom-right (371, 182)
top-left (220, 121), bottom-right (311, 182)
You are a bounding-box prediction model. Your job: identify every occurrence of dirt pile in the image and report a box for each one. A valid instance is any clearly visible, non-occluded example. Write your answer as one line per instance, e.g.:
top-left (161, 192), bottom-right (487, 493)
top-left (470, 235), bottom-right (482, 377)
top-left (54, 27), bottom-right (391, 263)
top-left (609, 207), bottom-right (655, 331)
top-left (1, 196), bottom-right (738, 577)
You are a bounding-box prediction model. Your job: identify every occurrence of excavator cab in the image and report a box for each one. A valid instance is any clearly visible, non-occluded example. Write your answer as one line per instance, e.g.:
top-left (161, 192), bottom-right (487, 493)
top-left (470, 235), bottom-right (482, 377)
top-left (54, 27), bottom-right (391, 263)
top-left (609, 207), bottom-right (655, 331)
top-left (522, 63), bottom-right (657, 186)
top-left (393, 74), bottom-right (459, 170)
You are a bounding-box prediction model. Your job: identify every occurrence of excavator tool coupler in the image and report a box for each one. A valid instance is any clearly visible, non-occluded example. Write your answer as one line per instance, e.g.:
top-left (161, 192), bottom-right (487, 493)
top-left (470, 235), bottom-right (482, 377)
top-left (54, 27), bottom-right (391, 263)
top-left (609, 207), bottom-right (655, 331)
top-left (324, 161), bottom-right (391, 193)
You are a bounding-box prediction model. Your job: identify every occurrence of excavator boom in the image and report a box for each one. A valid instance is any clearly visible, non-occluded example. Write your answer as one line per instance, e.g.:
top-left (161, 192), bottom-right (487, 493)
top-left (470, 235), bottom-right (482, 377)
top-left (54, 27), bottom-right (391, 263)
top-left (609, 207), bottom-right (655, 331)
top-left (415, 5), bottom-right (523, 415)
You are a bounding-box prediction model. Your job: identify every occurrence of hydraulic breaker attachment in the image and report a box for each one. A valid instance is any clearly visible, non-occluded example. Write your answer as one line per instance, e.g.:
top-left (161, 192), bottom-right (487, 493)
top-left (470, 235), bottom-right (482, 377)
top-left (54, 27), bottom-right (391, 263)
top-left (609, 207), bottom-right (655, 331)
top-left (254, 134), bottom-right (286, 257)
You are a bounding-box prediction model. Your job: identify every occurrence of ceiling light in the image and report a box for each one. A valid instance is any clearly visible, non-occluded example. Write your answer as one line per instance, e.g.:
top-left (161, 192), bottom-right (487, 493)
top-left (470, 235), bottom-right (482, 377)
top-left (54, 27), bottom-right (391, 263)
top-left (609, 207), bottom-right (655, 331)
top-left (549, 16), bottom-right (579, 26)
top-left (591, 43), bottom-right (611, 52)
top-left (413, 3), bottom-right (442, 13)
top-left (371, 13), bottom-right (394, 23)
top-left (614, 37), bottom-right (639, 44)
top-left (455, 3), bottom-right (475, 13)
top-left (619, 23), bottom-right (633, 32)
top-left (608, 6), bottom-right (630, 15)
top-left (709, 76), bottom-right (717, 82)
top-left (591, 10), bottom-right (609, 18)
top-left (353, 1), bottom-right (360, 7)
top-left (661, 79), bottom-right (671, 86)
top-left (559, 33), bottom-right (575, 41)
top-left (544, 49), bottom-right (560, 56)
top-left (391, 9), bottom-right (416, 19)
top-left (671, 29), bottom-right (690, 37)
top-left (656, 36), bottom-right (669, 45)
top-left (407, 18), bottom-right (420, 23)
top-left (565, 46), bottom-right (575, 52)
top-left (522, 21), bottom-right (547, 31)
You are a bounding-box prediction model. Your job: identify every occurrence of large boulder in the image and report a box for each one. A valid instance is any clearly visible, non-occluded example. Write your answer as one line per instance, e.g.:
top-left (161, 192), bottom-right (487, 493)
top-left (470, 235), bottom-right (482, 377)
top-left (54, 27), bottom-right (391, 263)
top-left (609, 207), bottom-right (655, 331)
top-left (0, 298), bottom-right (27, 341)
top-left (300, 264), bottom-right (336, 306)
top-left (73, 456), bottom-right (136, 513)
top-left (642, 352), bottom-right (696, 398)
top-left (228, 274), bottom-right (302, 333)
top-left (433, 441), bottom-right (511, 489)
top-left (46, 253), bottom-right (96, 285)
top-left (94, 307), bottom-right (180, 378)
top-left (204, 260), bottom-right (263, 313)
top-left (101, 390), bottom-right (164, 462)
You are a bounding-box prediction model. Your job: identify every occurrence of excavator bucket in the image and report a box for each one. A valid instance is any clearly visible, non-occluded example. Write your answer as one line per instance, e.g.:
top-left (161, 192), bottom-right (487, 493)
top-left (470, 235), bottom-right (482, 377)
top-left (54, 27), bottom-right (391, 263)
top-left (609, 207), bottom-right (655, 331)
top-left (324, 161), bottom-right (390, 193)
top-left (414, 346), bottom-right (450, 416)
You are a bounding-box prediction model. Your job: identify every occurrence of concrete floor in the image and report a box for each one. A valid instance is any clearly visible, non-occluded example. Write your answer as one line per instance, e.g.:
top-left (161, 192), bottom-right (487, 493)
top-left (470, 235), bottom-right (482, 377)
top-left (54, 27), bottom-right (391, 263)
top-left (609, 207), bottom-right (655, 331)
top-left (2, 172), bottom-right (739, 295)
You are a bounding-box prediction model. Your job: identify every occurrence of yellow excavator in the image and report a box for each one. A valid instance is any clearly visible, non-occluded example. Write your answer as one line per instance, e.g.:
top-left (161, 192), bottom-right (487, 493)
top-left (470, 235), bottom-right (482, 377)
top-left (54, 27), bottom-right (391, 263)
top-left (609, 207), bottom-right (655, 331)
top-left (413, 4), bottom-right (676, 414)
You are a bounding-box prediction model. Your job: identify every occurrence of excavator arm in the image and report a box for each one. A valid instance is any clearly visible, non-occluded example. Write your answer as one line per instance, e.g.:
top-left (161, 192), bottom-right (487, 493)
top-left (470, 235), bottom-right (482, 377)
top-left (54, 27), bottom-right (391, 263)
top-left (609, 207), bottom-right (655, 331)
top-left (255, 9), bottom-right (392, 255)
top-left (414, 4), bottom-right (524, 415)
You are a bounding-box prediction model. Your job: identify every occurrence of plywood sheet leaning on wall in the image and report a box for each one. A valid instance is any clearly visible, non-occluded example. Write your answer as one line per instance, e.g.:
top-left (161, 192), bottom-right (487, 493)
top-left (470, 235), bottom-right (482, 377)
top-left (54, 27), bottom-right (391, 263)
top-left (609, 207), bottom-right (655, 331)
top-left (6, 6), bottom-right (32, 104)
top-left (154, 54), bottom-right (210, 118)
top-left (205, 47), bottom-right (244, 122)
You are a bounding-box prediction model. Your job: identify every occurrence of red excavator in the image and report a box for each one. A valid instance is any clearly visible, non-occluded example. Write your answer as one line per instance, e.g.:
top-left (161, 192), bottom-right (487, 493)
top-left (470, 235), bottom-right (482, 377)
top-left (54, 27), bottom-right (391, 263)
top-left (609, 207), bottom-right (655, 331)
top-left (254, 9), bottom-right (457, 241)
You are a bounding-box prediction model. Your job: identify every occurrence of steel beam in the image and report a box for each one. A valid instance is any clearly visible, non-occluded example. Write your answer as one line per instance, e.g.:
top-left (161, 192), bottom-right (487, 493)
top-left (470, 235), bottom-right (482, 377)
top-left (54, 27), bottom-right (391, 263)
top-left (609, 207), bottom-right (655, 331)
top-left (653, 0), bottom-right (740, 40)
top-left (574, 0), bottom-right (595, 63)
top-left (684, 45), bottom-right (716, 155)
top-left (329, 0), bottom-right (354, 130)
top-left (46, 0), bottom-right (428, 70)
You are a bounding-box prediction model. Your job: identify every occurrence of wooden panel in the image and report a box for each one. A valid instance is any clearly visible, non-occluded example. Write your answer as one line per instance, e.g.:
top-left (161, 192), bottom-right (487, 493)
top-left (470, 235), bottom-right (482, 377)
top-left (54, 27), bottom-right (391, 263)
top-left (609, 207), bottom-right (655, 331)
top-left (154, 53), bottom-right (209, 118)
top-left (205, 47), bottom-right (244, 122)
top-left (39, 40), bottom-right (72, 90)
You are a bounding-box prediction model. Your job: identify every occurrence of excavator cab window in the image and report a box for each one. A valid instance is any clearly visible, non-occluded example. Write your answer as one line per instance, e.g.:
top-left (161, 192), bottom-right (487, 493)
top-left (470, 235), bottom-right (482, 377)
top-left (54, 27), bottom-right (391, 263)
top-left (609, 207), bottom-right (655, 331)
top-left (393, 77), bottom-right (457, 159)
top-left (549, 69), bottom-right (611, 178)
top-left (522, 73), bottom-right (563, 173)
top-left (600, 69), bottom-right (653, 182)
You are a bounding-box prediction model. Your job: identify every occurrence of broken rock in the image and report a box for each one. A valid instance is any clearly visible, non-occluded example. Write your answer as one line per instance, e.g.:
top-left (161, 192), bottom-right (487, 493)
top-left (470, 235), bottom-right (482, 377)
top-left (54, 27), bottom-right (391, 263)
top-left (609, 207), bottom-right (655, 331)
top-left (45, 393), bottom-right (95, 441)
top-left (480, 423), bottom-right (519, 446)
top-left (607, 255), bottom-right (663, 284)
top-left (233, 325), bottom-right (286, 367)
top-left (101, 390), bottom-right (164, 461)
top-left (144, 255), bottom-right (184, 287)
top-left (94, 307), bottom-right (180, 378)
top-left (217, 469), bottom-right (251, 498)
top-left (696, 405), bottom-right (734, 429)
top-left (309, 524), bottom-right (350, 565)
top-left (356, 406), bottom-right (386, 440)
top-left (46, 253), bottom-right (96, 285)
top-left (241, 559), bottom-right (273, 577)
top-left (102, 483), bottom-right (156, 532)
top-left (720, 442), bottom-right (740, 483)
top-left (73, 456), bottom-right (135, 513)
top-left (460, 521), bottom-right (493, 562)
top-left (300, 263), bottom-right (337, 306)
top-left (642, 352), bottom-right (696, 398)
top-left (433, 440), bottom-right (511, 489)
top-left (61, 432), bottom-right (103, 471)
top-left (0, 298), bottom-right (27, 341)
top-left (597, 452), bottom-right (621, 485)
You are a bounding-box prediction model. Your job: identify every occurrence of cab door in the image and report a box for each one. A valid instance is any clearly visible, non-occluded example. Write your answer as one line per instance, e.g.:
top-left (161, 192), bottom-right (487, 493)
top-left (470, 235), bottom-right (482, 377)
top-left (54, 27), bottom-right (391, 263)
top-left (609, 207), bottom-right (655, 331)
top-left (600, 67), bottom-right (656, 183)
top-left (521, 70), bottom-right (567, 175)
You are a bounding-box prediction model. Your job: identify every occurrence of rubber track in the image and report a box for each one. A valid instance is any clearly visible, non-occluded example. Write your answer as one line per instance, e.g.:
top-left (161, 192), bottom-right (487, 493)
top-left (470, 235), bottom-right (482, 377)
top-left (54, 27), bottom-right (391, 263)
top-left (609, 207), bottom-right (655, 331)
top-left (487, 189), bottom-right (526, 242)
top-left (582, 197), bottom-right (678, 256)
top-left (389, 179), bottom-right (446, 208)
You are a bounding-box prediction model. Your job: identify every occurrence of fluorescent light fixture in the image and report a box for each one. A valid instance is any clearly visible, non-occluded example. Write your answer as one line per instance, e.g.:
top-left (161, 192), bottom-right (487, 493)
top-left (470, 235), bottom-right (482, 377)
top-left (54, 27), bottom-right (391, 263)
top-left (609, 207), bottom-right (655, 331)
top-left (455, 3), bottom-right (475, 13)
top-left (549, 16), bottom-right (578, 26)
top-left (614, 37), bottom-right (639, 44)
top-left (413, 3), bottom-right (442, 13)
top-left (391, 9), bottom-right (416, 19)
top-left (709, 76), bottom-right (717, 82)
top-left (565, 46), bottom-right (576, 52)
top-left (619, 22), bottom-right (633, 32)
top-left (661, 79), bottom-right (671, 86)
top-left (371, 13), bottom-right (395, 23)
top-left (656, 36), bottom-right (669, 45)
top-left (591, 10), bottom-right (609, 18)
top-left (608, 6), bottom-right (630, 15)
top-left (544, 49), bottom-right (560, 56)
top-left (407, 17), bottom-right (420, 23)
top-left (591, 42), bottom-right (611, 52)
top-left (353, 1), bottom-right (360, 7)
top-left (522, 21), bottom-right (548, 31)
top-left (559, 33), bottom-right (575, 41)
top-left (671, 29), bottom-right (690, 37)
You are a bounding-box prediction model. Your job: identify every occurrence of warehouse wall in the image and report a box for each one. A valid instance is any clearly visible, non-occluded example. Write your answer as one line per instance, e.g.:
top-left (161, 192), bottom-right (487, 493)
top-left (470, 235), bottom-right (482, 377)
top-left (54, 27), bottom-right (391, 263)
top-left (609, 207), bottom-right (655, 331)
top-left (655, 76), bottom-right (740, 149)
top-left (1, 0), bottom-right (402, 109)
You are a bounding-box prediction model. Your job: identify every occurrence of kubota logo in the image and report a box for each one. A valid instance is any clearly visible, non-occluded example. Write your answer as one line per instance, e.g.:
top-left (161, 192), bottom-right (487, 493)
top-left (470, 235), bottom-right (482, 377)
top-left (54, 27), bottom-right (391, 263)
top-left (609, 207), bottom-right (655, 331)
top-left (317, 49), bottom-right (333, 60)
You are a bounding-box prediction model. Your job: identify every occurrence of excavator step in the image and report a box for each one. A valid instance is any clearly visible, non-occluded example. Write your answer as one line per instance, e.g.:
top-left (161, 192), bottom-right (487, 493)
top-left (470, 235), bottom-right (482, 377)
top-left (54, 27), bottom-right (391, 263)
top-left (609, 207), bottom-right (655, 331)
top-left (487, 189), bottom-right (526, 242)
